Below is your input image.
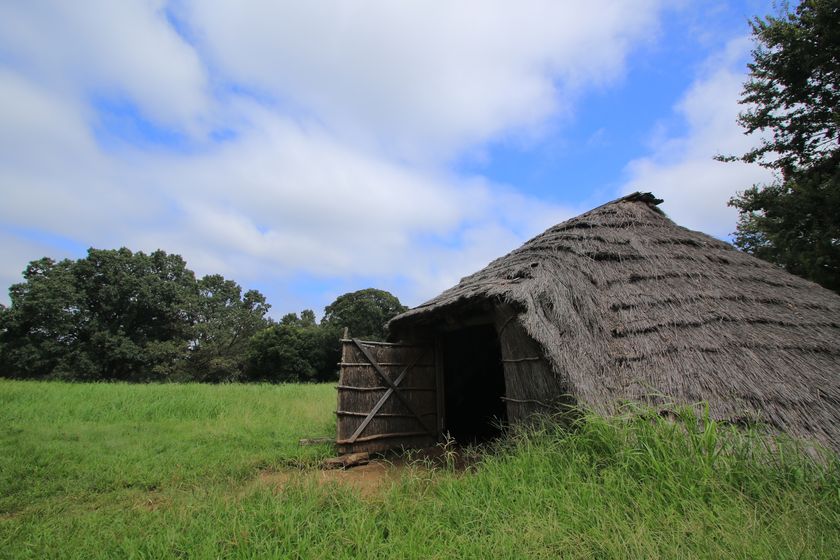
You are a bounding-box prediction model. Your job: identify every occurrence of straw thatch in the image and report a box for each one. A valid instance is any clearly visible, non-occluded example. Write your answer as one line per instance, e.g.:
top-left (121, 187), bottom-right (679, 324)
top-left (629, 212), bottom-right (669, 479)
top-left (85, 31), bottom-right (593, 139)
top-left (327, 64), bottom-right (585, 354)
top-left (388, 192), bottom-right (840, 451)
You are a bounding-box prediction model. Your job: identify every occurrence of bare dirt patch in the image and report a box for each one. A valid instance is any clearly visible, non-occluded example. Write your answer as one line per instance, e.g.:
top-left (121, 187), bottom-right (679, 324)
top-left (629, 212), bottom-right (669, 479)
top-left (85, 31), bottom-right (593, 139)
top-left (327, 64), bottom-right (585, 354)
top-left (316, 461), bottom-right (406, 497)
top-left (253, 446), bottom-right (480, 498)
top-left (134, 490), bottom-right (170, 512)
top-left (255, 460), bottom-right (408, 498)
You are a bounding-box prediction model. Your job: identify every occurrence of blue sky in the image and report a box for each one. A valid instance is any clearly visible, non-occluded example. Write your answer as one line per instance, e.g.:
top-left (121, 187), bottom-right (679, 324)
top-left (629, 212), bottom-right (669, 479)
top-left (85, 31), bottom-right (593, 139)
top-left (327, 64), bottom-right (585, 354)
top-left (0, 0), bottom-right (778, 318)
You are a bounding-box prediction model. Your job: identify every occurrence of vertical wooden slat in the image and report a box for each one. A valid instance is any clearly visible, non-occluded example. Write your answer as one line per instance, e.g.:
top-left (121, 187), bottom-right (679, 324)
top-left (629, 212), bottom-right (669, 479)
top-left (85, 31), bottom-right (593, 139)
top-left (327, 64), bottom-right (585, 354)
top-left (335, 331), bottom-right (349, 442)
top-left (434, 336), bottom-right (445, 435)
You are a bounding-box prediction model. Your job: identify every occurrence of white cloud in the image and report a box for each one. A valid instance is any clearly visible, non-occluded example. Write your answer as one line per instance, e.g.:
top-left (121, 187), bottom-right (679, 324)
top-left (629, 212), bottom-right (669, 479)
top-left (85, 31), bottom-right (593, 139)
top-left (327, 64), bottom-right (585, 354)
top-left (0, 69), bottom-right (573, 309)
top-left (0, 70), bottom-right (164, 239)
top-left (133, 111), bottom-right (575, 294)
top-left (0, 1), bottom-right (661, 312)
top-left (185, 0), bottom-right (662, 161)
top-left (0, 0), bottom-right (210, 130)
top-left (622, 37), bottom-right (774, 238)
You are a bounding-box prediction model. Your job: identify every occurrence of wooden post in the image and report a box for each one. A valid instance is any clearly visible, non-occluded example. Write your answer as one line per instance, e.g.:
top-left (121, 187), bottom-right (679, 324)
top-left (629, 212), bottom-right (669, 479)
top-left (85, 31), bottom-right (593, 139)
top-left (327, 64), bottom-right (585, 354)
top-left (335, 328), bottom-right (351, 447)
top-left (435, 336), bottom-right (445, 436)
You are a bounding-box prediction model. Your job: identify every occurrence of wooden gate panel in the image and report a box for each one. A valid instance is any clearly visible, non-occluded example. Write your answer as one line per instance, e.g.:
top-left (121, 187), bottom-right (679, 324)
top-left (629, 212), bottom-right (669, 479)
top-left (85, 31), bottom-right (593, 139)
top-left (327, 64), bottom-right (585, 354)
top-left (336, 338), bottom-right (438, 454)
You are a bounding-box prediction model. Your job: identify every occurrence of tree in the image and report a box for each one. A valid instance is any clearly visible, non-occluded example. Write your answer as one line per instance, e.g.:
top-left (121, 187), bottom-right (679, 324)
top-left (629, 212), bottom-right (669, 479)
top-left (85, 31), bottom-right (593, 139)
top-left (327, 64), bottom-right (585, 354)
top-left (245, 290), bottom-right (407, 382)
top-left (0, 248), bottom-right (270, 381)
top-left (299, 309), bottom-right (317, 327)
top-left (321, 288), bottom-right (407, 340)
top-left (70, 248), bottom-right (198, 379)
top-left (185, 274), bottom-right (271, 382)
top-left (245, 321), bottom-right (334, 382)
top-left (723, 0), bottom-right (840, 292)
top-left (245, 308), bottom-right (339, 382)
top-left (0, 258), bottom-right (87, 378)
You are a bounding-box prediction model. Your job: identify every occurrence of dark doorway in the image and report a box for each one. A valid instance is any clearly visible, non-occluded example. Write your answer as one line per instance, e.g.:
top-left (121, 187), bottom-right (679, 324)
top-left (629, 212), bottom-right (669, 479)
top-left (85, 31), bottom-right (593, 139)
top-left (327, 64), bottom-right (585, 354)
top-left (441, 324), bottom-right (507, 443)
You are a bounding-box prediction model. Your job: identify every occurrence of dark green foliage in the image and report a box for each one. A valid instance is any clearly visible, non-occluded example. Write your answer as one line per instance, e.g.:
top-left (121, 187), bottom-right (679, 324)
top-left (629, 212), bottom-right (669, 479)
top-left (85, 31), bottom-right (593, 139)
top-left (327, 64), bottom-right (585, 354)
top-left (725, 0), bottom-right (840, 292)
top-left (0, 247), bottom-right (405, 382)
top-left (187, 275), bottom-right (271, 382)
top-left (729, 159), bottom-right (840, 291)
top-left (299, 309), bottom-right (317, 327)
top-left (243, 289), bottom-right (407, 382)
top-left (0, 248), bottom-right (270, 381)
top-left (322, 288), bottom-right (407, 340)
top-left (245, 321), bottom-right (339, 383)
top-left (246, 308), bottom-right (341, 382)
top-left (0, 258), bottom-right (84, 377)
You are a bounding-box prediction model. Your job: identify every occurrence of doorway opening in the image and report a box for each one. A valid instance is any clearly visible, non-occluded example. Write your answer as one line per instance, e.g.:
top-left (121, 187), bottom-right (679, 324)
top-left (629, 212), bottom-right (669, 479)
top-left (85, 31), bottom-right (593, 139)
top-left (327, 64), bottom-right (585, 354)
top-left (441, 324), bottom-right (507, 444)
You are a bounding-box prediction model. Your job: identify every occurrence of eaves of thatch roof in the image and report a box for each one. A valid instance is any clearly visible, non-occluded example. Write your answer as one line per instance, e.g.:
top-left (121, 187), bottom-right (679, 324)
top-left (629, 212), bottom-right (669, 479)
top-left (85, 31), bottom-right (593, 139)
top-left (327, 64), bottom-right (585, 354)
top-left (388, 192), bottom-right (840, 451)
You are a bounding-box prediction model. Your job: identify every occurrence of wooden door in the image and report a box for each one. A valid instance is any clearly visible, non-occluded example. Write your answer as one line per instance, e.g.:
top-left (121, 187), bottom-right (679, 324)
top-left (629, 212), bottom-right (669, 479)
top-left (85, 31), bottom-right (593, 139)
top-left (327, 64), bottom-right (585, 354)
top-left (336, 338), bottom-right (440, 454)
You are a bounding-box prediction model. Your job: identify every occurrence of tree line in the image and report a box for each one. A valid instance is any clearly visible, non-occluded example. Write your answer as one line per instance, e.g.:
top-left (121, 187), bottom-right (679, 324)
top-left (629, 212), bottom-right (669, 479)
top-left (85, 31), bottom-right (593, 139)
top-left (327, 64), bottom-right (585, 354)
top-left (0, 248), bottom-right (406, 383)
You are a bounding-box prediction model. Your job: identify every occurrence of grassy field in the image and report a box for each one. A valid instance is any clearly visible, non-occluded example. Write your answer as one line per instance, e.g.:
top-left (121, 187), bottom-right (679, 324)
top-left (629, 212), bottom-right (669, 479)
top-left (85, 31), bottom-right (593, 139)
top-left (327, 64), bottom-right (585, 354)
top-left (1, 380), bottom-right (839, 559)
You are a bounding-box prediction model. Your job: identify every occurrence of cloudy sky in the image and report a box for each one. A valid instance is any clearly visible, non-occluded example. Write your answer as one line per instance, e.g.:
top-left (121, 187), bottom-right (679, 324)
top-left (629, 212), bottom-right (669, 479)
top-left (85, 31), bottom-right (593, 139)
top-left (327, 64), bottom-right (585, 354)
top-left (0, 0), bottom-right (778, 317)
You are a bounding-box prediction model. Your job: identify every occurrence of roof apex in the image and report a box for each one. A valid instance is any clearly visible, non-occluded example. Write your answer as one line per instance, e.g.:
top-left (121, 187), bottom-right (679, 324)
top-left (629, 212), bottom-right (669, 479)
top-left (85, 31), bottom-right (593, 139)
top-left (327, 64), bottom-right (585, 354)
top-left (595, 191), bottom-right (663, 211)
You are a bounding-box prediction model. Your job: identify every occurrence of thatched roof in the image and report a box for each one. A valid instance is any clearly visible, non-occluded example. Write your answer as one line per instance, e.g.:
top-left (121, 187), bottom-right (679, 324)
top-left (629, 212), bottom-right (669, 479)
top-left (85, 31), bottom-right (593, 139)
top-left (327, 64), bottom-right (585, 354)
top-left (389, 192), bottom-right (840, 451)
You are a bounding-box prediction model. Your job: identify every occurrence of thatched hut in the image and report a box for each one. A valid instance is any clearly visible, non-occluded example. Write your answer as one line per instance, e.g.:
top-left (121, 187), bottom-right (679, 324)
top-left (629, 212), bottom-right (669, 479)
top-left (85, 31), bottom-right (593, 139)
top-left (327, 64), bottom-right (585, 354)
top-left (336, 192), bottom-right (840, 454)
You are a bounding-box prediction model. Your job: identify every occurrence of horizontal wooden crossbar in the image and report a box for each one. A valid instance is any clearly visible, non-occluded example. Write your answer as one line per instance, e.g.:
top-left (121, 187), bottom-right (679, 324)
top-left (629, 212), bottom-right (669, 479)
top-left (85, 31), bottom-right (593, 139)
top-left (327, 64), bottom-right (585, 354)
top-left (337, 431), bottom-right (434, 445)
top-left (502, 356), bottom-right (542, 363)
top-left (339, 362), bottom-right (435, 367)
top-left (340, 339), bottom-right (428, 348)
top-left (336, 410), bottom-right (437, 418)
top-left (500, 396), bottom-right (554, 408)
top-left (336, 385), bottom-right (436, 392)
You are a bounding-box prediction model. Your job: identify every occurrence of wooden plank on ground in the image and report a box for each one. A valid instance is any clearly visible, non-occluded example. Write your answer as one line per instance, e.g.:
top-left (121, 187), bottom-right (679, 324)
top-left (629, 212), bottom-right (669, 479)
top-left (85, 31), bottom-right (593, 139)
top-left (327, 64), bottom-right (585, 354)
top-left (322, 452), bottom-right (370, 469)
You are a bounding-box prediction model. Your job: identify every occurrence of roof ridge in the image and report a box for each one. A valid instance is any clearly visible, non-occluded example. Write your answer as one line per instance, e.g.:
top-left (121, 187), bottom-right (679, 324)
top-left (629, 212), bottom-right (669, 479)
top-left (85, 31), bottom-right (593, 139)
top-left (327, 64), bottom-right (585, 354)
top-left (585, 191), bottom-right (663, 215)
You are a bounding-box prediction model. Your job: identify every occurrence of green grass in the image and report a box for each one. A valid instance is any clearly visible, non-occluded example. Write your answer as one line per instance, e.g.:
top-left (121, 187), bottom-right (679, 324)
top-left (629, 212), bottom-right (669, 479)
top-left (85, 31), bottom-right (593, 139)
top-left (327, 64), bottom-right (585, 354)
top-left (2, 380), bottom-right (839, 559)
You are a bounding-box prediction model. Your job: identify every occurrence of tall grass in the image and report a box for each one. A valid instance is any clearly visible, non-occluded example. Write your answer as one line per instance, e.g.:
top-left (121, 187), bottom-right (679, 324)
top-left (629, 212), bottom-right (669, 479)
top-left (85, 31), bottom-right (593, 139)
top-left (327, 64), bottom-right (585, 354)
top-left (0, 380), bottom-right (336, 517)
top-left (2, 380), bottom-right (838, 559)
